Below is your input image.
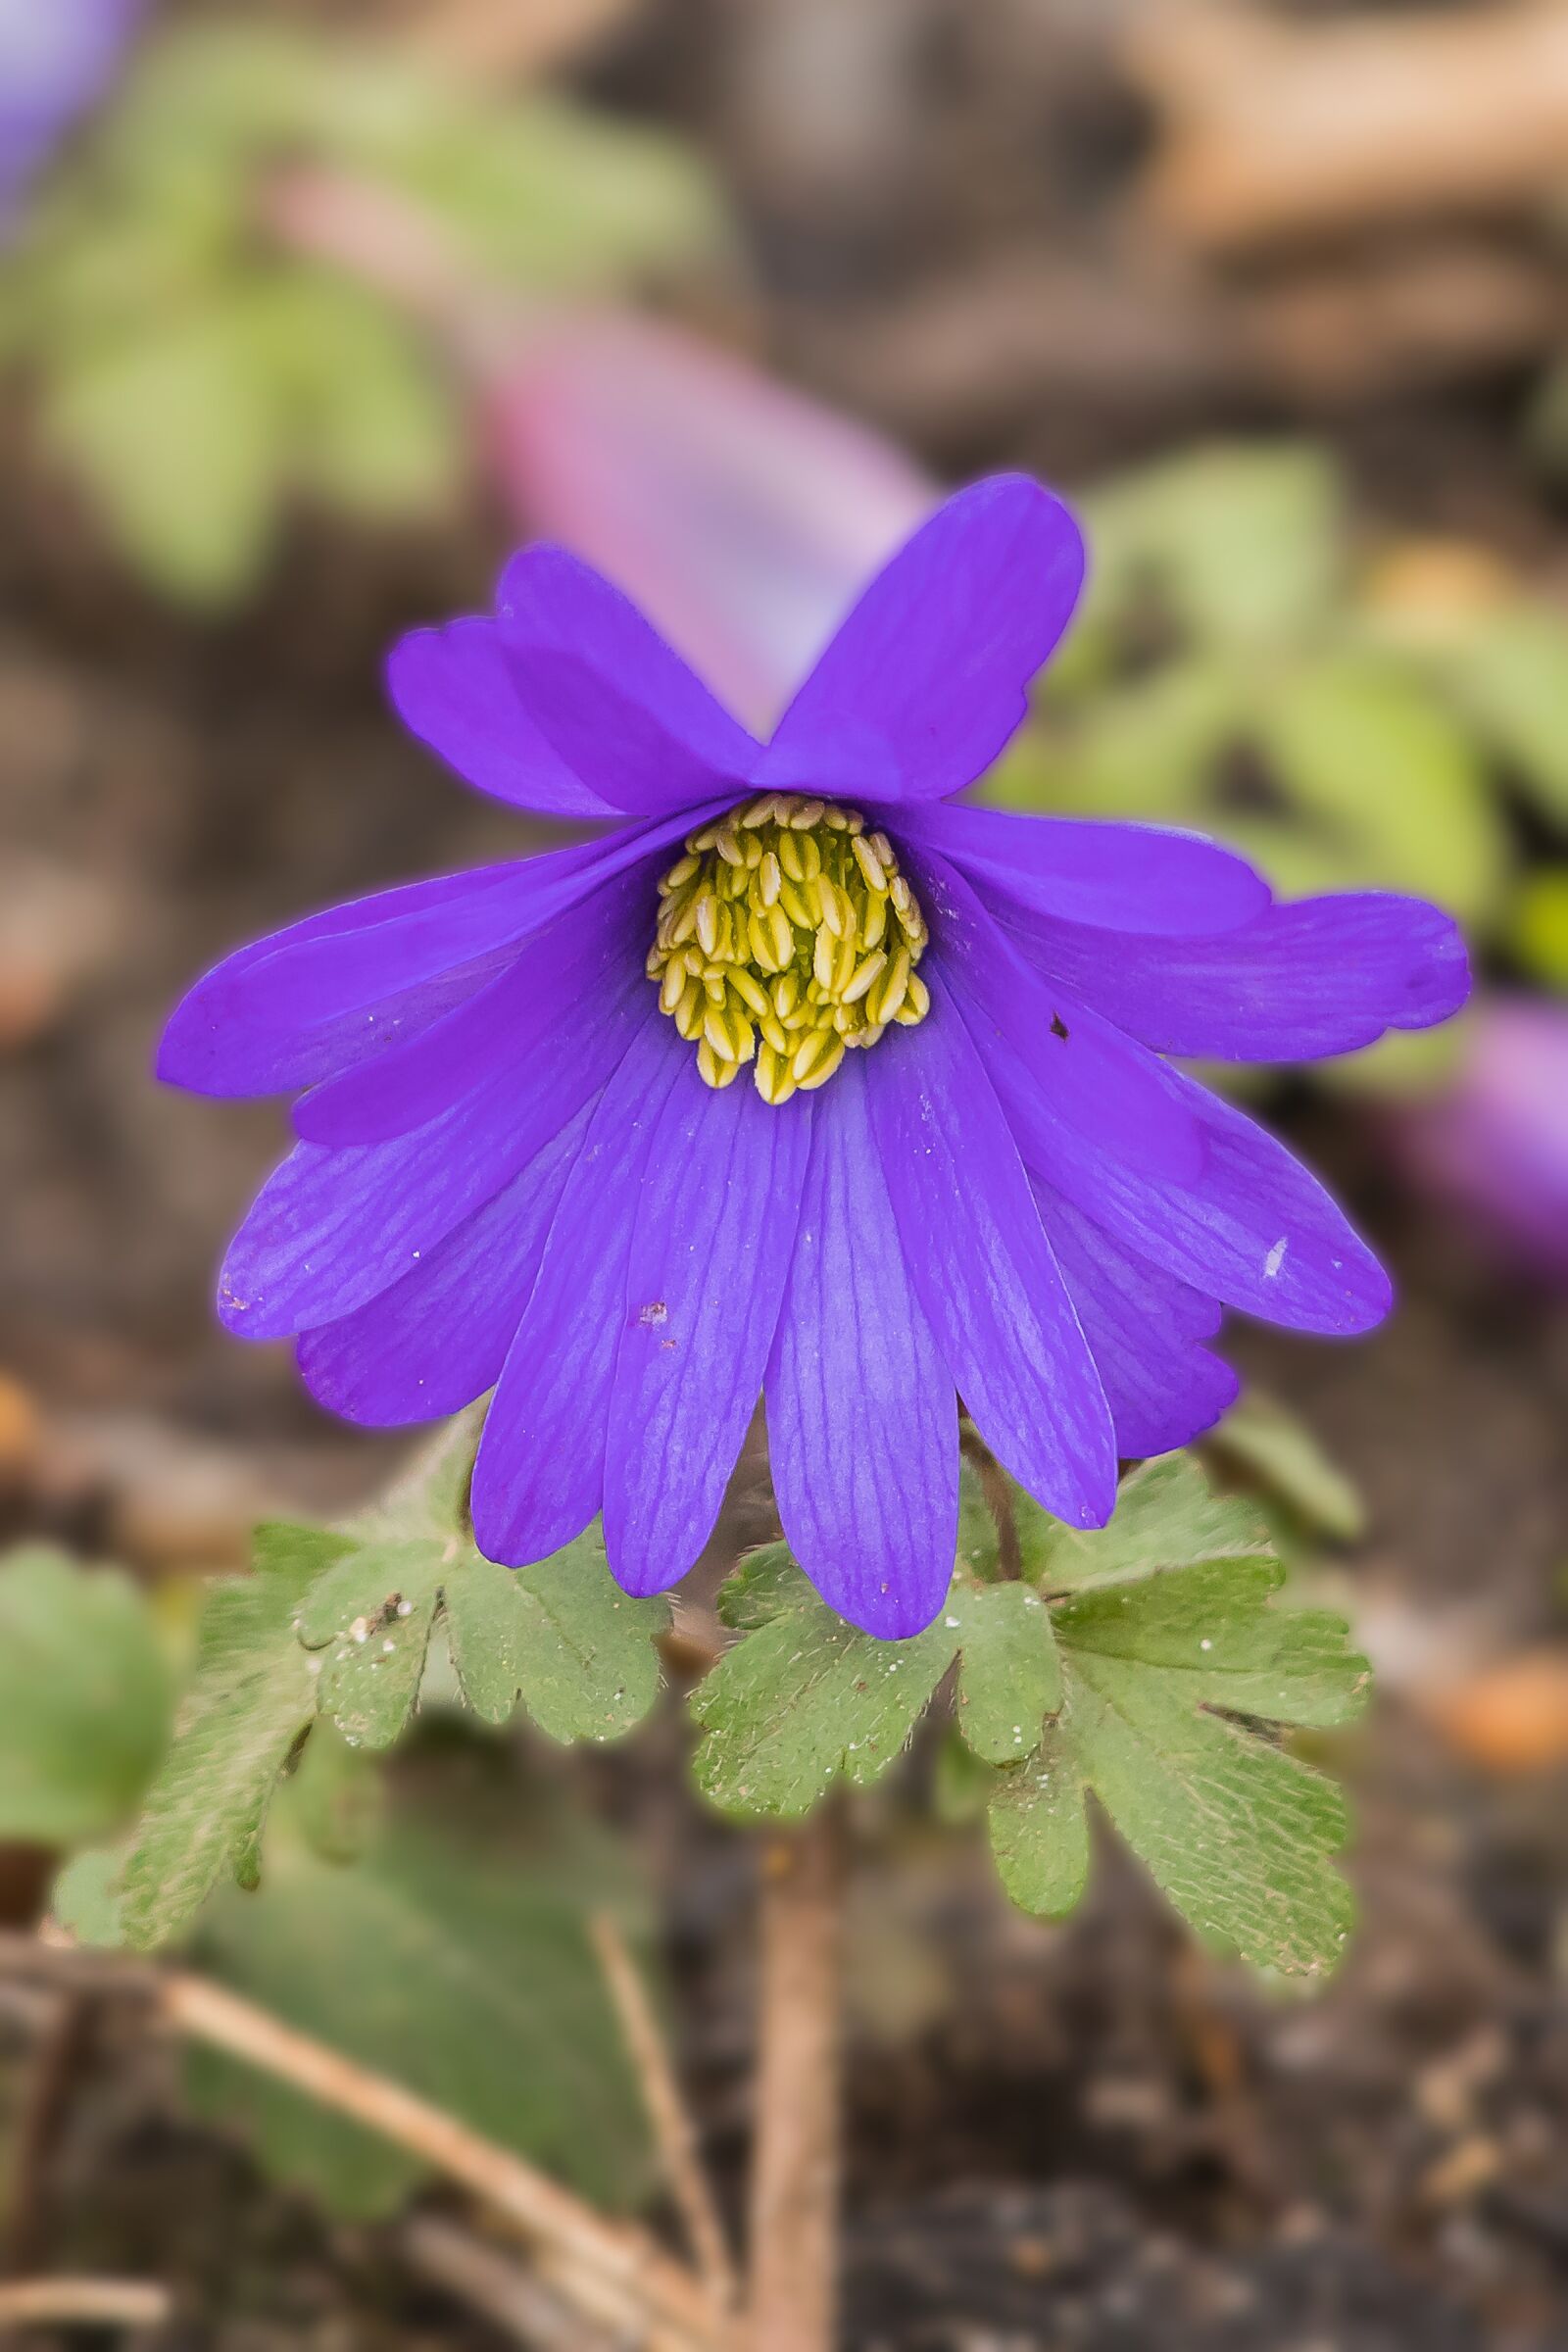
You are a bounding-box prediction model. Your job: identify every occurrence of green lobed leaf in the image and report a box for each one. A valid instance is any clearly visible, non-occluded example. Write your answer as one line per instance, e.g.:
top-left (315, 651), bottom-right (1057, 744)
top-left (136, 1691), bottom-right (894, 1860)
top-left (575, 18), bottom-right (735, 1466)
top-left (0, 1548), bottom-right (172, 1846)
top-left (116, 1525), bottom-right (333, 1951)
top-left (691, 1545), bottom-right (956, 1818)
top-left (444, 1530), bottom-right (664, 1743)
top-left (1019, 1453), bottom-right (1272, 1592)
top-left (947, 1581), bottom-right (1061, 1765)
top-left (184, 1785), bottom-right (658, 2221)
top-left (295, 1537), bottom-right (448, 1751)
top-left (987, 1725), bottom-right (1091, 1919)
top-left (993, 1475), bottom-right (1371, 1977)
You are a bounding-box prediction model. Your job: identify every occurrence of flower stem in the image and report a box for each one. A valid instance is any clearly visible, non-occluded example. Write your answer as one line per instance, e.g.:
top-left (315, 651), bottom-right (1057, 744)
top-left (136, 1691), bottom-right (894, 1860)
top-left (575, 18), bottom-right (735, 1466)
top-left (747, 1807), bottom-right (845, 2352)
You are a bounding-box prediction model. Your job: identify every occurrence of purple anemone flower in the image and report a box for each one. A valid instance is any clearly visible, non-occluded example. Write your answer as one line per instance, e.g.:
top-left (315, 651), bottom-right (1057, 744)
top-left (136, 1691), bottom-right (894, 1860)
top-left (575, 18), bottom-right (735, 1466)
top-left (160, 477), bottom-right (1470, 1639)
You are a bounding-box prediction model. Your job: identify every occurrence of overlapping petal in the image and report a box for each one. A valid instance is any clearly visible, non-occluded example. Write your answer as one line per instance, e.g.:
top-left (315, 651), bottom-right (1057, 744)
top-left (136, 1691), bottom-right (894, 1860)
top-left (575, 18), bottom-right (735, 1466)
top-left (999, 892), bottom-right (1471, 1061)
top-left (296, 1105), bottom-right (591, 1426)
top-left (766, 1055), bottom-right (957, 1639)
top-left (1034, 1190), bottom-right (1238, 1457)
top-left (603, 1060), bottom-right (813, 1596)
top-left (219, 961), bottom-right (646, 1342)
top-left (865, 973), bottom-right (1117, 1531)
top-left (160, 808), bottom-right (711, 1101)
top-left (495, 545), bottom-right (761, 812)
top-left (911, 850), bottom-right (1203, 1183)
top-left (471, 1015), bottom-right (683, 1566)
top-left (896, 802), bottom-right (1270, 936)
top-left (979, 1018), bottom-right (1392, 1335)
top-left (292, 860), bottom-right (652, 1146)
top-left (760, 475), bottom-right (1084, 804)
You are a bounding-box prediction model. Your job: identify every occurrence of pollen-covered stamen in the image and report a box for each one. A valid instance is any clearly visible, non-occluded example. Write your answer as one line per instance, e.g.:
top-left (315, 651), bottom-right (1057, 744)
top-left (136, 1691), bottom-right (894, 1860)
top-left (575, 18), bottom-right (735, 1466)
top-left (648, 792), bottom-right (931, 1103)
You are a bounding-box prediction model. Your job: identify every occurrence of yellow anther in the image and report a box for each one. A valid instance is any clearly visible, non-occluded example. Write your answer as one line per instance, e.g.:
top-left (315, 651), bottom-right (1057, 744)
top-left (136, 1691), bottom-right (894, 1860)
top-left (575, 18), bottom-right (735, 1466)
top-left (798, 1035), bottom-right (846, 1091)
top-left (843, 950), bottom-right (888, 1005)
top-left (649, 792), bottom-right (929, 1102)
top-left (851, 835), bottom-right (889, 894)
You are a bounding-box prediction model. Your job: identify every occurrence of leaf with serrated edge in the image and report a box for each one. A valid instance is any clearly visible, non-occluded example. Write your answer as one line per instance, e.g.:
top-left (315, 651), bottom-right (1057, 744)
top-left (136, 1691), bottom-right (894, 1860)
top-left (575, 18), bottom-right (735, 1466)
top-left (948, 1581), bottom-right (1062, 1765)
top-left (444, 1532), bottom-right (663, 1742)
top-left (692, 1546), bottom-right (954, 1818)
top-left (295, 1538), bottom-right (447, 1750)
top-left (997, 1538), bottom-right (1368, 1976)
top-left (1021, 1454), bottom-right (1272, 1592)
top-left (118, 1526), bottom-right (332, 1951)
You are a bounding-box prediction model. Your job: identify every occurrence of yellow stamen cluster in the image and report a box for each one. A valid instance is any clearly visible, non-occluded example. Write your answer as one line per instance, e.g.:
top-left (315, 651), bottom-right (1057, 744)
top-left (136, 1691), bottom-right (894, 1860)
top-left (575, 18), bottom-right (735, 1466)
top-left (647, 793), bottom-right (931, 1103)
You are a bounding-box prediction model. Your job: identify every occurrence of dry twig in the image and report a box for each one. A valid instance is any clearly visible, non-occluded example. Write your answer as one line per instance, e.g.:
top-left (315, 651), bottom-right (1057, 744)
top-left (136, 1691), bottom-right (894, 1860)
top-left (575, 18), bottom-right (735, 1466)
top-left (0, 2277), bottom-right (171, 2329)
top-left (591, 1913), bottom-right (739, 2315)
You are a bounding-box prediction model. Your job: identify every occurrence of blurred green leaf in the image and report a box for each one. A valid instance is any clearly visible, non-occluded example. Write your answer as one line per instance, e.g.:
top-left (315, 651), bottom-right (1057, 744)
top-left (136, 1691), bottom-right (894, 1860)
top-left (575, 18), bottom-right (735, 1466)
top-left (1441, 604), bottom-right (1568, 826)
top-left (1084, 443), bottom-right (1345, 650)
top-left (290, 1720), bottom-right (385, 1866)
top-left (1204, 1393), bottom-right (1366, 1544)
top-left (2, 17), bottom-right (723, 604)
top-left (51, 1846), bottom-right (129, 1949)
top-left (1248, 654), bottom-right (1505, 920)
top-left (41, 304), bottom-right (284, 602)
top-left (185, 1786), bottom-right (657, 2221)
top-left (0, 1549), bottom-right (171, 1846)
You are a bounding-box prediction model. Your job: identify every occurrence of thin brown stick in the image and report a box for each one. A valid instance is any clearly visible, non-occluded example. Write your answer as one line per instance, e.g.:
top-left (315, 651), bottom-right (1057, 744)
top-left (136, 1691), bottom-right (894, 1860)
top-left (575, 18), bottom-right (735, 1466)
top-left (157, 1974), bottom-right (725, 2351)
top-left (0, 2277), bottom-right (170, 2328)
top-left (401, 2213), bottom-right (618, 2352)
top-left (591, 1914), bottom-right (739, 2315)
top-left (746, 1812), bottom-right (845, 2352)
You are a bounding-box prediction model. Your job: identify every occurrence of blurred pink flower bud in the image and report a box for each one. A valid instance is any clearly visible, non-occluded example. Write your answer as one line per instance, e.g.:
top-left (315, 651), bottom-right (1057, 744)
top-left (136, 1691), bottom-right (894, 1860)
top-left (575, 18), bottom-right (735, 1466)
top-left (481, 311), bottom-right (937, 730)
top-left (1394, 998), bottom-right (1568, 1281)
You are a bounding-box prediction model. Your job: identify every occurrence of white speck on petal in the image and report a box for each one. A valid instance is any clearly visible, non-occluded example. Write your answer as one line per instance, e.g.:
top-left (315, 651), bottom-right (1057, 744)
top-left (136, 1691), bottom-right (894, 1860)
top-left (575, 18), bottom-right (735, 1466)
top-left (1263, 1237), bottom-right (1288, 1280)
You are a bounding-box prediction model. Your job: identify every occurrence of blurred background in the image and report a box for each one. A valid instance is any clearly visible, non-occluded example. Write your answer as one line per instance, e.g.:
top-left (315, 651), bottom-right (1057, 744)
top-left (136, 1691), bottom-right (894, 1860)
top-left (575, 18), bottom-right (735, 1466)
top-left (0, 0), bottom-right (1566, 2344)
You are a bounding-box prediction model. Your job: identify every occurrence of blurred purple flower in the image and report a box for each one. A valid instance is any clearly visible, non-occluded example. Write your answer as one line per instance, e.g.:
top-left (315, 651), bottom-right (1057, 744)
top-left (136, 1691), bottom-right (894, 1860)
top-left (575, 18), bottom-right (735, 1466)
top-left (483, 310), bottom-right (937, 731)
top-left (0, 0), bottom-right (140, 225)
top-left (1394, 999), bottom-right (1568, 1281)
top-left (160, 477), bottom-right (1468, 1636)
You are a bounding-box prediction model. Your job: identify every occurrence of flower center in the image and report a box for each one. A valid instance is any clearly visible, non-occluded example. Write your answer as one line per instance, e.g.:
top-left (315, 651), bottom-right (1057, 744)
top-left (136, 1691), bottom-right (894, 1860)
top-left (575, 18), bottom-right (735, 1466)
top-left (648, 793), bottom-right (931, 1103)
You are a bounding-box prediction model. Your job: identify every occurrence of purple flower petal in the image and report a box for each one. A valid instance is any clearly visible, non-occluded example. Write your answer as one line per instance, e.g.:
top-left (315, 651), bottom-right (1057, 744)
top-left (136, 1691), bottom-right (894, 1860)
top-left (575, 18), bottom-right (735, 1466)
top-left (759, 476), bottom-right (1084, 804)
top-left (219, 975), bottom-right (649, 1342)
top-left (895, 803), bottom-right (1270, 936)
top-left (295, 1105), bottom-right (590, 1425)
top-left (601, 1061), bottom-right (814, 1597)
top-left (765, 1055), bottom-right (956, 1639)
top-left (471, 1015), bottom-right (684, 1566)
top-left (293, 859), bottom-right (654, 1146)
top-left (1001, 893), bottom-right (1471, 1061)
top-left (162, 810), bottom-right (709, 1101)
top-left (1035, 1190), bottom-right (1238, 1457)
top-left (865, 975), bottom-right (1117, 1531)
top-left (494, 545), bottom-right (760, 813)
top-left (981, 1031), bottom-right (1393, 1335)
top-left (915, 850), bottom-right (1203, 1184)
top-left (387, 617), bottom-right (623, 818)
